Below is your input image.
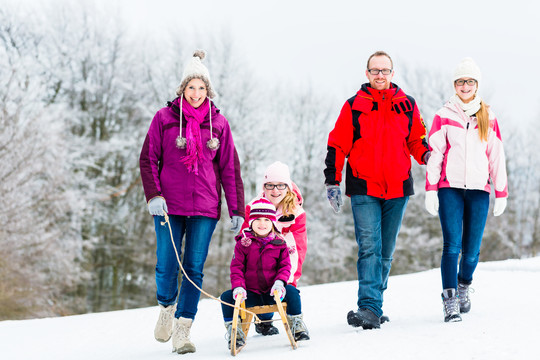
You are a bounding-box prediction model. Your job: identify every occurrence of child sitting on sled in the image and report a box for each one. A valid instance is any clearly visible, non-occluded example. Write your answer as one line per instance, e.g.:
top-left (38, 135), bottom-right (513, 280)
top-left (220, 197), bottom-right (310, 349)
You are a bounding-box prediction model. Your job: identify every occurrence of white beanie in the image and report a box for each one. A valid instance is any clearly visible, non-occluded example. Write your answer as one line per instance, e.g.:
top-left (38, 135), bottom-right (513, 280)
top-left (263, 161), bottom-right (293, 190)
top-left (176, 50), bottom-right (217, 99)
top-left (453, 57), bottom-right (482, 83)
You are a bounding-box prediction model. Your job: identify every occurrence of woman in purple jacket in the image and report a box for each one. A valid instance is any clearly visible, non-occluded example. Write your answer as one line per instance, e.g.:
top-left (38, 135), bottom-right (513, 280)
top-left (220, 197), bottom-right (310, 350)
top-left (139, 50), bottom-right (245, 355)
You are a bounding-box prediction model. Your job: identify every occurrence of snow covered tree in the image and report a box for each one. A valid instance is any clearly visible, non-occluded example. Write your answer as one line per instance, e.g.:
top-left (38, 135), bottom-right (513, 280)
top-left (0, 6), bottom-right (83, 319)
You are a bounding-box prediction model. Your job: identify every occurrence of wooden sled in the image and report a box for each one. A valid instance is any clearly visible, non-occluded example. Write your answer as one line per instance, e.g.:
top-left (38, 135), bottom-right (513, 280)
top-left (230, 291), bottom-right (298, 356)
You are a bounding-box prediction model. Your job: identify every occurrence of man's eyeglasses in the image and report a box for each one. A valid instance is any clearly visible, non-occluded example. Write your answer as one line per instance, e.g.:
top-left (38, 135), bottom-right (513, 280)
top-left (455, 79), bottom-right (477, 86)
top-left (367, 68), bottom-right (393, 75)
top-left (264, 183), bottom-right (288, 190)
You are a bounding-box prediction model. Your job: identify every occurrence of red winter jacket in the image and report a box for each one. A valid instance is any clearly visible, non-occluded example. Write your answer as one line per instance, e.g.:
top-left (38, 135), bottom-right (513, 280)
top-left (324, 83), bottom-right (429, 199)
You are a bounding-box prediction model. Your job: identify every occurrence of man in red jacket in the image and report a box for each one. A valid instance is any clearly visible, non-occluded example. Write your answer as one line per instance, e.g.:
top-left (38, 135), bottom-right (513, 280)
top-left (323, 51), bottom-right (430, 330)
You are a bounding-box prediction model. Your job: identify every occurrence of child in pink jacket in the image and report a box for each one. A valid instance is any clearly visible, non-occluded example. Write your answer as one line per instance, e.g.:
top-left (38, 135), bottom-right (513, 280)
top-left (220, 197), bottom-right (310, 350)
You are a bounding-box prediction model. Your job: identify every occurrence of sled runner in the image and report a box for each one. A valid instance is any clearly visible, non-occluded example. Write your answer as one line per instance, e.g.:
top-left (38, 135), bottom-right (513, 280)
top-left (230, 291), bottom-right (297, 355)
top-left (230, 296), bottom-right (246, 356)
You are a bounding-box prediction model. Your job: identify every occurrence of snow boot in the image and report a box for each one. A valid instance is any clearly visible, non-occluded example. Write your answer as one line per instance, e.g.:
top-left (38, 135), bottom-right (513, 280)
top-left (380, 314), bottom-right (390, 324)
top-left (457, 282), bottom-right (472, 313)
top-left (172, 317), bottom-right (196, 354)
top-left (154, 304), bottom-right (176, 342)
top-left (286, 313), bottom-right (310, 341)
top-left (442, 288), bottom-right (462, 322)
top-left (255, 321), bottom-right (279, 336)
top-left (347, 308), bottom-right (381, 329)
top-left (225, 320), bottom-right (246, 350)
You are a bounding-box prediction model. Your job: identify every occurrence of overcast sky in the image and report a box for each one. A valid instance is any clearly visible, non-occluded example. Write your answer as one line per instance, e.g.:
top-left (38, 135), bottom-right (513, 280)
top-left (13, 0), bottom-right (540, 126)
top-left (120, 0), bottom-right (540, 126)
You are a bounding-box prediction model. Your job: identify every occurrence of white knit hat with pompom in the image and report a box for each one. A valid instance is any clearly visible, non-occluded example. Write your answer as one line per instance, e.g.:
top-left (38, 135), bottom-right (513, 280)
top-left (176, 50), bottom-right (217, 98)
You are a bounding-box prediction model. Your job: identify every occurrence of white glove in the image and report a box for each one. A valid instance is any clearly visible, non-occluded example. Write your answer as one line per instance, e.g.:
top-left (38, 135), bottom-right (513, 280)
top-left (270, 280), bottom-right (286, 301)
top-left (493, 197), bottom-right (507, 217)
top-left (232, 287), bottom-right (247, 302)
top-left (425, 191), bottom-right (439, 216)
top-left (230, 216), bottom-right (243, 234)
top-left (148, 197), bottom-right (168, 216)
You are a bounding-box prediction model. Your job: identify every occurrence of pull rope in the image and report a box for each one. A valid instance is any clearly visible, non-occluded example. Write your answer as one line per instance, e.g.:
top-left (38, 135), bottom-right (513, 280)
top-left (160, 213), bottom-right (263, 324)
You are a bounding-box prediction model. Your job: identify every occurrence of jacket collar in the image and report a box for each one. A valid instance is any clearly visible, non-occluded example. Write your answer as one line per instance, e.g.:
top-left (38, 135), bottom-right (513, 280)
top-left (353, 83), bottom-right (407, 112)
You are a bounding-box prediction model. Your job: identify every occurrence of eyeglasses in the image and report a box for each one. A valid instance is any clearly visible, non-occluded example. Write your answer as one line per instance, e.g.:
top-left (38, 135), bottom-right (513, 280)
top-left (264, 183), bottom-right (288, 190)
top-left (367, 68), bottom-right (393, 75)
top-left (455, 79), bottom-right (477, 86)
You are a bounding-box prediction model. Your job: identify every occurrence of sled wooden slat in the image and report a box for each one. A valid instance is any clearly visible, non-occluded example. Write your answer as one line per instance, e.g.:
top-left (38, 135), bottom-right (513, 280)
top-left (240, 302), bottom-right (287, 337)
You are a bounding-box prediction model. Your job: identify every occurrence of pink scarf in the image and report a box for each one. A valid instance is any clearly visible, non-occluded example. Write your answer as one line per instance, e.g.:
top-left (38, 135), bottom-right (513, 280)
top-left (180, 97), bottom-right (210, 175)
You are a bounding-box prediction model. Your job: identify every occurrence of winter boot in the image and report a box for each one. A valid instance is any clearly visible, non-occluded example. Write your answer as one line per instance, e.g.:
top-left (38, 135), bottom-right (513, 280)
top-left (457, 282), bottom-right (472, 313)
top-left (225, 320), bottom-right (246, 350)
top-left (380, 314), bottom-right (390, 324)
top-left (347, 308), bottom-right (381, 329)
top-left (286, 314), bottom-right (310, 341)
top-left (154, 304), bottom-right (176, 342)
top-left (255, 321), bottom-right (279, 336)
top-left (172, 317), bottom-right (196, 354)
top-left (442, 288), bottom-right (462, 322)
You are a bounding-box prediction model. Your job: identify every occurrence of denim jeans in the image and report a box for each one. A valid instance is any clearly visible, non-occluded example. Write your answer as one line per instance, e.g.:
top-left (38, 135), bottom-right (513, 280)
top-left (220, 285), bottom-right (302, 321)
top-left (438, 188), bottom-right (489, 289)
top-left (351, 195), bottom-right (408, 318)
top-left (154, 215), bottom-right (218, 320)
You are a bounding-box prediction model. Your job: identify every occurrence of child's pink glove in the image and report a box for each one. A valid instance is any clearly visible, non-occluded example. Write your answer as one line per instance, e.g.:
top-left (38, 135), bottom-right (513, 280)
top-left (271, 280), bottom-right (286, 301)
top-left (233, 287), bottom-right (247, 302)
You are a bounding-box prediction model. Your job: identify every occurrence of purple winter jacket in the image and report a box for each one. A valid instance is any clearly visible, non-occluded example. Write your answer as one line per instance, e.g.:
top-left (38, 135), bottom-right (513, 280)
top-left (139, 97), bottom-right (245, 219)
top-left (230, 229), bottom-right (291, 294)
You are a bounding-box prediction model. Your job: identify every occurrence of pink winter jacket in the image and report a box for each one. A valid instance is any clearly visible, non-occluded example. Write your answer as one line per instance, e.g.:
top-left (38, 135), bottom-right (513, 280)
top-left (425, 100), bottom-right (508, 198)
top-left (230, 230), bottom-right (291, 294)
top-left (239, 182), bottom-right (307, 287)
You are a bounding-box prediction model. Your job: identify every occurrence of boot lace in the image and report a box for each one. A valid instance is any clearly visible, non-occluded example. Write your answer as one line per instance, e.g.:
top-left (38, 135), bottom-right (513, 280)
top-left (443, 295), bottom-right (460, 316)
top-left (158, 306), bottom-right (175, 327)
top-left (225, 323), bottom-right (245, 343)
top-left (458, 283), bottom-right (473, 304)
top-left (289, 315), bottom-right (307, 335)
top-left (174, 320), bottom-right (191, 341)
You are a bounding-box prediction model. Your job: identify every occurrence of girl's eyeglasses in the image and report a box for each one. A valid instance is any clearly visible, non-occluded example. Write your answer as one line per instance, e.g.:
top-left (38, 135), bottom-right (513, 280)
top-left (264, 183), bottom-right (287, 190)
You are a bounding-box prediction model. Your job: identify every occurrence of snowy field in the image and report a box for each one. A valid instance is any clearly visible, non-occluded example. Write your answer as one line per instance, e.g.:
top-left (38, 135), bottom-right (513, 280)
top-left (1, 257), bottom-right (539, 360)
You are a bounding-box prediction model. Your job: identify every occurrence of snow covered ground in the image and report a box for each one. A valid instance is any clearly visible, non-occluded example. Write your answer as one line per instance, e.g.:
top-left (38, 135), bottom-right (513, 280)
top-left (2, 257), bottom-right (539, 360)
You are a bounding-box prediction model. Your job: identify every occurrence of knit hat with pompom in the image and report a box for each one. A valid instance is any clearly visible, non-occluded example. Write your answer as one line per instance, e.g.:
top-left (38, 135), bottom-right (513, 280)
top-left (176, 50), bottom-right (217, 98)
top-left (248, 197), bottom-right (278, 229)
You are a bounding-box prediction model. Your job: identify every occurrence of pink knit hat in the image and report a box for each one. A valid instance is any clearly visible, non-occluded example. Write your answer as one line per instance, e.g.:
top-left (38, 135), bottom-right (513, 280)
top-left (263, 161), bottom-right (293, 190)
top-left (248, 197), bottom-right (278, 228)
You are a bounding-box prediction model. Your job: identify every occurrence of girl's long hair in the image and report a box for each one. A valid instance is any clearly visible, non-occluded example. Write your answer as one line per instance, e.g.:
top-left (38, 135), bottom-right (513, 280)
top-left (280, 189), bottom-right (298, 216)
top-left (476, 100), bottom-right (490, 142)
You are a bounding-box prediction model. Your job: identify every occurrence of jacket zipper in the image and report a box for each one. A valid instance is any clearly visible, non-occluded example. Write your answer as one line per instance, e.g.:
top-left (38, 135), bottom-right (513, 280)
top-left (464, 122), bottom-right (469, 188)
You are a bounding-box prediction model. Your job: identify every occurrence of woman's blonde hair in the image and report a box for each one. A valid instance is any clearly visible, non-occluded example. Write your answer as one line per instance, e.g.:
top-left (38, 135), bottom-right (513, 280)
top-left (279, 189), bottom-right (298, 216)
top-left (476, 101), bottom-right (490, 142)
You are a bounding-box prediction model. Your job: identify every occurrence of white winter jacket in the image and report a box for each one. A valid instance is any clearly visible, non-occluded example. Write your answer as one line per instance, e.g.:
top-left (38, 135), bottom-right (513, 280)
top-left (425, 99), bottom-right (508, 198)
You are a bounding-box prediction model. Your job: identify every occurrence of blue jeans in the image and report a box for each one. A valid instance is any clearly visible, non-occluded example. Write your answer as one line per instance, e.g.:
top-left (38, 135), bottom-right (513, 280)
top-left (438, 188), bottom-right (489, 289)
top-left (220, 285), bottom-right (302, 321)
top-left (154, 215), bottom-right (218, 320)
top-left (351, 195), bottom-right (408, 318)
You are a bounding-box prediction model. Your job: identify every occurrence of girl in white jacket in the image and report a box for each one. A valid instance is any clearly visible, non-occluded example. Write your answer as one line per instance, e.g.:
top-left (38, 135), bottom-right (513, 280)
top-left (425, 58), bottom-right (508, 323)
